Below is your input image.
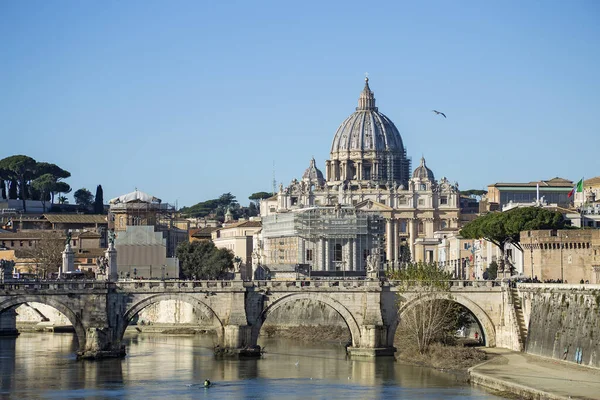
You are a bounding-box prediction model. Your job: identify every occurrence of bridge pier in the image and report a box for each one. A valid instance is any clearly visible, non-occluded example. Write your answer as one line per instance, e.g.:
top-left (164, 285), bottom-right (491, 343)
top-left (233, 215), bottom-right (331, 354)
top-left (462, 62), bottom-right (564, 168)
top-left (0, 309), bottom-right (19, 337)
top-left (76, 326), bottom-right (126, 360)
top-left (347, 324), bottom-right (395, 357)
top-left (216, 325), bottom-right (261, 358)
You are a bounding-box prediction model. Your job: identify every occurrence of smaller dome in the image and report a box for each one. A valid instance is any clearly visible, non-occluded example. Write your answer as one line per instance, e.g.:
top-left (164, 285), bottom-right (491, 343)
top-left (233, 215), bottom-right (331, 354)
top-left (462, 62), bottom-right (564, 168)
top-left (302, 158), bottom-right (325, 186)
top-left (412, 157), bottom-right (435, 181)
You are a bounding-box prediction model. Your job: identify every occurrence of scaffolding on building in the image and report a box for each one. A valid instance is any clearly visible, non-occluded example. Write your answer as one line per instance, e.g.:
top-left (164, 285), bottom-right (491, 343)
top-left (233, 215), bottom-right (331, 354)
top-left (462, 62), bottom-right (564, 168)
top-left (262, 206), bottom-right (385, 272)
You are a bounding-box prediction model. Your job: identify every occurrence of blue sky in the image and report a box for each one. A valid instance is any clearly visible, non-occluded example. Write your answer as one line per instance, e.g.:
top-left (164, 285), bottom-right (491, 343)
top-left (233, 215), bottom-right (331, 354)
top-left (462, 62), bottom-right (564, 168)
top-left (1, 1), bottom-right (598, 207)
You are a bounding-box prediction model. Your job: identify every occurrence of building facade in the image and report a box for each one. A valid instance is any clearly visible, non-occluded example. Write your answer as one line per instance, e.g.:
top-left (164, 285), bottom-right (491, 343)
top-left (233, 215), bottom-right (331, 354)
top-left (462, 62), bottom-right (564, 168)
top-left (211, 220), bottom-right (262, 279)
top-left (261, 78), bottom-right (460, 270)
top-left (486, 178), bottom-right (574, 210)
top-left (521, 229), bottom-right (600, 283)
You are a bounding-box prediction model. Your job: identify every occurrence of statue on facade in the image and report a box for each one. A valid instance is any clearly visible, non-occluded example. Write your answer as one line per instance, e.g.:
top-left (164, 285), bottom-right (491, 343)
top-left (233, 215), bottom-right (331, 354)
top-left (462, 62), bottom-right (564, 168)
top-left (108, 230), bottom-right (116, 246)
top-left (366, 252), bottom-right (379, 273)
top-left (65, 232), bottom-right (72, 247)
top-left (233, 257), bottom-right (242, 273)
top-left (96, 256), bottom-right (108, 275)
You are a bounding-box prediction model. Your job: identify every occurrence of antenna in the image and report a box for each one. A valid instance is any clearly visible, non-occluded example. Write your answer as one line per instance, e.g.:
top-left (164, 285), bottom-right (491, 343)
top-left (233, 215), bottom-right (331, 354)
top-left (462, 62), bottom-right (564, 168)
top-left (272, 161), bottom-right (277, 194)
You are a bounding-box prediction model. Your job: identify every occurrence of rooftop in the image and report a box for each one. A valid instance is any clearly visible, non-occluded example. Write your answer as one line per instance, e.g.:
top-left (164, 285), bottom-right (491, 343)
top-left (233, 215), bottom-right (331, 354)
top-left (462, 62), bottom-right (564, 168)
top-left (43, 214), bottom-right (107, 224)
top-left (489, 177), bottom-right (574, 188)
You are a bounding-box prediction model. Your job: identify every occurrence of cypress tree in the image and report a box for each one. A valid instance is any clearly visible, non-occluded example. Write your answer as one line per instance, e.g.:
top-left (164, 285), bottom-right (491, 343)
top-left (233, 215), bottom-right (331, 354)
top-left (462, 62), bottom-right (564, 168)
top-left (94, 185), bottom-right (104, 214)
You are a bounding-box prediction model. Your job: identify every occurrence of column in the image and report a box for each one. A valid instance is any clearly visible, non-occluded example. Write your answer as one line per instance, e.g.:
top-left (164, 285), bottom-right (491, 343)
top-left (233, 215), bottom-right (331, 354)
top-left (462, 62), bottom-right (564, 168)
top-left (385, 219), bottom-right (393, 263)
top-left (62, 243), bottom-right (74, 276)
top-left (325, 160), bottom-right (331, 181)
top-left (324, 240), bottom-right (330, 271)
top-left (409, 219), bottom-right (416, 261)
top-left (353, 238), bottom-right (359, 271)
top-left (348, 239), bottom-right (354, 271)
top-left (320, 238), bottom-right (326, 271)
top-left (393, 219), bottom-right (399, 266)
top-left (105, 243), bottom-right (118, 282)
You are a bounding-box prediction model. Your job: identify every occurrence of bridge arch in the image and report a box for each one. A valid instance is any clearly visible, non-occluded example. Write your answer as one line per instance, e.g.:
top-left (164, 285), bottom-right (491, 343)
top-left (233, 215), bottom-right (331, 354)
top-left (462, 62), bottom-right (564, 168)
top-left (120, 293), bottom-right (224, 344)
top-left (251, 293), bottom-right (361, 347)
top-left (388, 292), bottom-right (496, 347)
top-left (0, 296), bottom-right (86, 349)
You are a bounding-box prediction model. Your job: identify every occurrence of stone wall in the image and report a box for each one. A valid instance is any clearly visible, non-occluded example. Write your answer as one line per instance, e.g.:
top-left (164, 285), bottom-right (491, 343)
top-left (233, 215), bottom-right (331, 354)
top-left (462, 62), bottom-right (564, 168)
top-left (521, 285), bottom-right (600, 368)
top-left (15, 302), bottom-right (72, 326)
top-left (136, 300), bottom-right (215, 325)
top-left (262, 298), bottom-right (347, 328)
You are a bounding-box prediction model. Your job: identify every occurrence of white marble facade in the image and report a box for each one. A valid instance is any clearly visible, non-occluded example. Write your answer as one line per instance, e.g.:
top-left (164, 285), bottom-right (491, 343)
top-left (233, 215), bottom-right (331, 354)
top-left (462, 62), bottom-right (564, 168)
top-left (261, 78), bottom-right (460, 267)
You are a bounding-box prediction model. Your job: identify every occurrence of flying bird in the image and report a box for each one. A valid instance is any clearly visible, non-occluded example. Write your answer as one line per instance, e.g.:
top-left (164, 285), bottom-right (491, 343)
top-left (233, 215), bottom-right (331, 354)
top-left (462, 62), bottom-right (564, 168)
top-left (432, 110), bottom-right (446, 118)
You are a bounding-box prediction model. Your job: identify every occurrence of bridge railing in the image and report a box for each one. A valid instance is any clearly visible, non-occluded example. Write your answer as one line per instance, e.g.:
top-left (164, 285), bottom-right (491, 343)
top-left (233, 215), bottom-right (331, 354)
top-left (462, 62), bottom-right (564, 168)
top-left (116, 280), bottom-right (240, 290)
top-left (250, 279), bottom-right (382, 289)
top-left (386, 280), bottom-right (502, 288)
top-left (0, 280), bottom-right (111, 291)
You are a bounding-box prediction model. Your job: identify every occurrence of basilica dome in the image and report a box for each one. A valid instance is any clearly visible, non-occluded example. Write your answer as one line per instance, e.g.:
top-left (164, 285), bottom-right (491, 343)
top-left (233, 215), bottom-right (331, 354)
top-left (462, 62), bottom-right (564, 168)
top-left (412, 157), bottom-right (435, 181)
top-left (327, 78), bottom-right (411, 186)
top-left (302, 157), bottom-right (325, 186)
top-left (330, 78), bottom-right (405, 155)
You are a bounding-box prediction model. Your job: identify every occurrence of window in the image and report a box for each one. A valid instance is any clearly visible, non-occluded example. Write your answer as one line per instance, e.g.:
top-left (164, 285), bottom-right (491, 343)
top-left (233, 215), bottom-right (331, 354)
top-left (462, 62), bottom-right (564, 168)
top-left (418, 199), bottom-right (424, 206)
top-left (306, 249), bottom-right (313, 261)
top-left (28, 241), bottom-right (33, 246)
top-left (73, 240), bottom-right (77, 246)
top-left (441, 220), bottom-right (447, 229)
top-left (11, 241), bottom-right (14, 247)
top-left (400, 220), bottom-right (407, 233)
top-left (440, 196), bottom-right (448, 205)
top-left (19, 241), bottom-right (23, 247)
top-left (87, 258), bottom-right (93, 264)
top-left (420, 184), bottom-right (427, 191)
top-left (291, 197), bottom-right (298, 206)
top-left (334, 244), bottom-right (343, 262)
top-left (418, 221), bottom-right (424, 234)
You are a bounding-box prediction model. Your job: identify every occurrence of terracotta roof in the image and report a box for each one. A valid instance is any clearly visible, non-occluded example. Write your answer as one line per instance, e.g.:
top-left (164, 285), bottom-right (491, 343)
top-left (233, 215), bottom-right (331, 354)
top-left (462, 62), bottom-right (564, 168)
top-left (192, 227), bottom-right (219, 237)
top-left (584, 176), bottom-right (600, 187)
top-left (43, 214), bottom-right (107, 224)
top-left (220, 220), bottom-right (262, 230)
top-left (0, 230), bottom-right (97, 240)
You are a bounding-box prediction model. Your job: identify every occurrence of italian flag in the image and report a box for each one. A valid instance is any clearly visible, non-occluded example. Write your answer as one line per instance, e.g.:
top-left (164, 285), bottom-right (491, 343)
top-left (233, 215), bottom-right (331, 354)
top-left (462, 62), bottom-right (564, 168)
top-left (568, 178), bottom-right (583, 198)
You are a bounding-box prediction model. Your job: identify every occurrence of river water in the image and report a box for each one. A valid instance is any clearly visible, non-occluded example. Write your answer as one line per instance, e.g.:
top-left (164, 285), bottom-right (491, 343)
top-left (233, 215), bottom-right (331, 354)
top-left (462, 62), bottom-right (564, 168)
top-left (0, 332), bottom-right (501, 399)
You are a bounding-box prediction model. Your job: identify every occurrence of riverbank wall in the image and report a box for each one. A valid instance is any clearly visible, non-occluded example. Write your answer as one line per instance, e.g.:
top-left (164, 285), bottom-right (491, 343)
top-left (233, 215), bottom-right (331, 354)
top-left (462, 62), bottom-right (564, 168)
top-left (518, 284), bottom-right (600, 368)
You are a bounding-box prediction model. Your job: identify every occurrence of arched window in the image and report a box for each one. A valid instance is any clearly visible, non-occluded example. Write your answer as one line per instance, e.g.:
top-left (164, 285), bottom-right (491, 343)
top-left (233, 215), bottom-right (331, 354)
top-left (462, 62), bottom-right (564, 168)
top-left (440, 220), bottom-right (447, 229)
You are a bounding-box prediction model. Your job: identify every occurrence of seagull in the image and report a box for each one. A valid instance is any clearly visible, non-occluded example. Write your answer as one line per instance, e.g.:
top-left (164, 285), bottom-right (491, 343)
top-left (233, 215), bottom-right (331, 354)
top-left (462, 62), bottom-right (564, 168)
top-left (432, 110), bottom-right (446, 118)
top-left (295, 360), bottom-right (299, 367)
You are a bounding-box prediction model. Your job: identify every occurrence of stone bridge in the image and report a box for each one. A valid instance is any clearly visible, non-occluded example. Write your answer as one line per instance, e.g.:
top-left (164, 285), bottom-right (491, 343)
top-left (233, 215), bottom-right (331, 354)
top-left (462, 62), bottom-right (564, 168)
top-left (0, 279), bottom-right (522, 359)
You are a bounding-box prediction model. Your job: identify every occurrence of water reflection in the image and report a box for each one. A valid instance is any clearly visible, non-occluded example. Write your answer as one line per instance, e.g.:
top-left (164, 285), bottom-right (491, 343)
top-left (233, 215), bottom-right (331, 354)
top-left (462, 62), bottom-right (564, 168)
top-left (0, 332), bottom-right (500, 399)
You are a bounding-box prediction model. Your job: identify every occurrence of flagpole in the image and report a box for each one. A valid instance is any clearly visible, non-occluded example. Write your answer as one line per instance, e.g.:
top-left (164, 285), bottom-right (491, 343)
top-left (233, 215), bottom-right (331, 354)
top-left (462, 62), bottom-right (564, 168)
top-left (581, 176), bottom-right (584, 228)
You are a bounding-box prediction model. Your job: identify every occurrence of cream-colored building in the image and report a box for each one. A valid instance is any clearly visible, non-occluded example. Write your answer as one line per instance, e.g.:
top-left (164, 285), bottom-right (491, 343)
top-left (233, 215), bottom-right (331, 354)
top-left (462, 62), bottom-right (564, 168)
top-left (261, 78), bottom-right (460, 269)
top-left (521, 229), bottom-right (600, 283)
top-left (573, 176), bottom-right (600, 228)
top-left (212, 220), bottom-right (262, 279)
